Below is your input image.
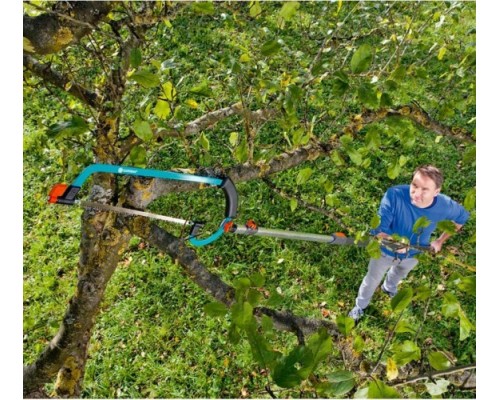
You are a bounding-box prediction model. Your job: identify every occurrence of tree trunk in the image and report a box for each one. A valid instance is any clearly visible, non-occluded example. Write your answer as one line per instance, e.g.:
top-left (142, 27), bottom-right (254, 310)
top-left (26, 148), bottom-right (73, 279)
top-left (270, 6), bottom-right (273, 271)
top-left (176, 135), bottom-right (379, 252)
top-left (24, 179), bottom-right (131, 397)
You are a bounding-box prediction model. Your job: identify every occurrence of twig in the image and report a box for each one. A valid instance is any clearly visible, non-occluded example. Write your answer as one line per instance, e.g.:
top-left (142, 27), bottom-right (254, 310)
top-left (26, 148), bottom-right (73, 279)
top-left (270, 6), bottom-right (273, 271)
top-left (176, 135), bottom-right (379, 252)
top-left (390, 363), bottom-right (476, 387)
top-left (262, 178), bottom-right (350, 231)
top-left (370, 311), bottom-right (405, 375)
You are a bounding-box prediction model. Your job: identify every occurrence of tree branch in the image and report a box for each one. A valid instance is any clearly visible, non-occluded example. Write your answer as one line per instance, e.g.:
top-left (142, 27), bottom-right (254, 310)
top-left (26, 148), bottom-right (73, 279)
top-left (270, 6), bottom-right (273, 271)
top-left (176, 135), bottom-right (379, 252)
top-left (128, 217), bottom-right (339, 337)
top-left (126, 139), bottom-right (339, 209)
top-left (158, 103), bottom-right (277, 138)
top-left (23, 54), bottom-right (99, 109)
top-left (23, 1), bottom-right (114, 55)
top-left (390, 363), bottom-right (476, 388)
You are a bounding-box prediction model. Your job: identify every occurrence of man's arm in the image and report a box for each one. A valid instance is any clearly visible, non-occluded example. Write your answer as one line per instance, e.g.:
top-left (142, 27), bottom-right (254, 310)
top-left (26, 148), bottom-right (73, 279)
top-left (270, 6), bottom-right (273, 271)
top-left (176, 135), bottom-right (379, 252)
top-left (430, 223), bottom-right (463, 253)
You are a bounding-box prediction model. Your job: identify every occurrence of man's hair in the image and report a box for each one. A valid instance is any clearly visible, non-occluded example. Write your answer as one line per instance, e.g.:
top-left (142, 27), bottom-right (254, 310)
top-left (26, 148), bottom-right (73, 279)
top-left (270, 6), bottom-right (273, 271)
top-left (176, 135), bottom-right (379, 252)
top-left (413, 165), bottom-right (443, 189)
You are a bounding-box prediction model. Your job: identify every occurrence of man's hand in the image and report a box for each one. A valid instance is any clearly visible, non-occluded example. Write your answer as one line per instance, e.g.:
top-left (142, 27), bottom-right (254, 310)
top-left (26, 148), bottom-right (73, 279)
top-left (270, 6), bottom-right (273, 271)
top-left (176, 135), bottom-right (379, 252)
top-left (430, 240), bottom-right (443, 253)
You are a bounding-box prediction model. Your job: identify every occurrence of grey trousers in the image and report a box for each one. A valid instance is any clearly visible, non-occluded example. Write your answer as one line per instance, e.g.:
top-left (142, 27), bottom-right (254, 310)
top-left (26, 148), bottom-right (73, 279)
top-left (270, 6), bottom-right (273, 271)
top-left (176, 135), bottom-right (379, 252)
top-left (355, 253), bottom-right (419, 309)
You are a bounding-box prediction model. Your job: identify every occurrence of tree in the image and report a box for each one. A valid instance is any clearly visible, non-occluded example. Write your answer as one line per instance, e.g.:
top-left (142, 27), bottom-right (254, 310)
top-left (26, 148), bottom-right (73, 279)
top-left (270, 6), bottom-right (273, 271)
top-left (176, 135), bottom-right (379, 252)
top-left (23, 1), bottom-right (475, 398)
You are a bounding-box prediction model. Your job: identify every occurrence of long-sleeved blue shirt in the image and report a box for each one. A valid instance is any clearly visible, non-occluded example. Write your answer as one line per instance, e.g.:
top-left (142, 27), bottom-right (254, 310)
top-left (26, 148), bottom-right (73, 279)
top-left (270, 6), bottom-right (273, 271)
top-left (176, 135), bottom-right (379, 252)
top-left (371, 185), bottom-right (469, 259)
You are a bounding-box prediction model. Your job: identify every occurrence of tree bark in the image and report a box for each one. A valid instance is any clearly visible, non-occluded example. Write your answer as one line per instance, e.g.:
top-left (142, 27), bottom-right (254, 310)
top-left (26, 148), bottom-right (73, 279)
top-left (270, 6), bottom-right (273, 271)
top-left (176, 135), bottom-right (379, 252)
top-left (23, 2), bottom-right (113, 55)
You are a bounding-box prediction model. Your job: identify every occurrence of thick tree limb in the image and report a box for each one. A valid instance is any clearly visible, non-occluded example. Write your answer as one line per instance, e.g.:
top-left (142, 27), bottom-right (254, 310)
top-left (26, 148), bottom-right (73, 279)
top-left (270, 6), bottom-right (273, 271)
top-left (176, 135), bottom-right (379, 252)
top-left (23, 2), bottom-right (113, 55)
top-left (23, 54), bottom-right (99, 109)
top-left (128, 217), bottom-right (339, 337)
top-left (158, 102), bottom-right (277, 138)
top-left (344, 104), bottom-right (474, 143)
top-left (127, 139), bottom-right (339, 209)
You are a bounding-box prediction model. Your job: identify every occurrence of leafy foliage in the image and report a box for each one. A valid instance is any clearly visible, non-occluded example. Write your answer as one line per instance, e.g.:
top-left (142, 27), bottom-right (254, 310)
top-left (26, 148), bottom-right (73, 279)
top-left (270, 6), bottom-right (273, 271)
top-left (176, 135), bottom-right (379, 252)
top-left (23, 0), bottom-right (476, 398)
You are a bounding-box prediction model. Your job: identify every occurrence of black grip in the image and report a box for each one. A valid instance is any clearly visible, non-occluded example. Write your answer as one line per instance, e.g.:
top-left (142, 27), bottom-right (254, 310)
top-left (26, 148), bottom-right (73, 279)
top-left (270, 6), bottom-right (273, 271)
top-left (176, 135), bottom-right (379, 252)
top-left (58, 185), bottom-right (81, 205)
top-left (219, 178), bottom-right (238, 218)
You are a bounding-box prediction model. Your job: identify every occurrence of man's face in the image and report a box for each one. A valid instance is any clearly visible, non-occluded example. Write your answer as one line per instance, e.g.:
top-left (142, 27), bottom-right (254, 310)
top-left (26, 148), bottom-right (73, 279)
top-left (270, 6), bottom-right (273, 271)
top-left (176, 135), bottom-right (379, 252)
top-left (410, 172), bottom-right (441, 208)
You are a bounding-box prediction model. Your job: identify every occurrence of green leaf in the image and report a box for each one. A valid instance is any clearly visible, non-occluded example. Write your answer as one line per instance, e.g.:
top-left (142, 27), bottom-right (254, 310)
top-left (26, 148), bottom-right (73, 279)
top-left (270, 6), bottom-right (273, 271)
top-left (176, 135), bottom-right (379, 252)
top-left (428, 351), bottom-right (452, 371)
top-left (247, 288), bottom-right (262, 306)
top-left (267, 289), bottom-right (284, 307)
top-left (392, 340), bottom-right (421, 366)
top-left (331, 151), bottom-right (345, 166)
top-left (290, 198), bottom-right (298, 212)
top-left (336, 315), bottom-right (355, 336)
top-left (130, 47), bottom-right (142, 68)
top-left (204, 301), bottom-right (227, 317)
top-left (331, 72), bottom-right (349, 95)
top-left (129, 69), bottom-right (160, 88)
top-left (387, 161), bottom-right (401, 180)
top-left (391, 288), bottom-right (413, 314)
top-left (442, 293), bottom-right (460, 318)
top-left (199, 132), bottom-right (210, 151)
top-left (279, 1), bottom-right (300, 21)
top-left (457, 275), bottom-right (476, 296)
top-left (228, 322), bottom-right (241, 345)
top-left (249, 273), bottom-right (265, 287)
top-left (154, 99), bottom-right (170, 119)
top-left (231, 301), bottom-right (254, 328)
top-left (298, 328), bottom-right (332, 378)
top-left (248, 1), bottom-right (262, 18)
top-left (365, 126), bottom-right (382, 149)
top-left (161, 81), bottom-right (176, 101)
top-left (389, 65), bottom-right (406, 82)
top-left (47, 116), bottom-right (89, 138)
top-left (324, 181), bottom-right (334, 194)
top-left (366, 240), bottom-right (382, 259)
top-left (412, 216), bottom-right (431, 234)
top-left (351, 44), bottom-right (374, 73)
top-left (129, 145), bottom-right (147, 167)
top-left (459, 310), bottom-right (475, 340)
top-left (296, 168), bottom-right (313, 185)
top-left (234, 277), bottom-right (252, 290)
top-left (437, 220), bottom-right (457, 235)
top-left (317, 371), bottom-right (355, 397)
top-left (463, 145), bottom-right (476, 164)
top-left (353, 334), bottom-right (365, 352)
top-left (357, 83), bottom-right (379, 108)
top-left (191, 1), bottom-right (215, 15)
top-left (425, 379), bottom-right (450, 396)
top-left (133, 120), bottom-right (153, 142)
top-left (394, 318), bottom-right (416, 334)
top-left (367, 379), bottom-right (401, 398)
top-left (464, 188), bottom-right (476, 211)
top-left (246, 322), bottom-right (280, 367)
top-left (347, 148), bottom-right (363, 165)
top-left (437, 46), bottom-right (447, 60)
top-left (272, 347), bottom-right (305, 388)
top-left (229, 131), bottom-right (239, 147)
top-left (234, 137), bottom-right (248, 163)
top-left (262, 40), bottom-right (281, 56)
top-left (239, 53), bottom-right (251, 63)
top-left (370, 214), bottom-right (381, 229)
top-left (413, 285), bottom-right (432, 301)
top-left (261, 314), bottom-right (274, 333)
top-left (380, 92), bottom-right (393, 107)
top-left (189, 81), bottom-right (213, 97)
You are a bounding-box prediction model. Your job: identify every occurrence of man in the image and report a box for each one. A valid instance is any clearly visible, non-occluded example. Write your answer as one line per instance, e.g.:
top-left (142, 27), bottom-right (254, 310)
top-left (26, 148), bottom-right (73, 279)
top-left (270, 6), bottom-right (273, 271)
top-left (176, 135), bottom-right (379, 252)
top-left (348, 165), bottom-right (469, 322)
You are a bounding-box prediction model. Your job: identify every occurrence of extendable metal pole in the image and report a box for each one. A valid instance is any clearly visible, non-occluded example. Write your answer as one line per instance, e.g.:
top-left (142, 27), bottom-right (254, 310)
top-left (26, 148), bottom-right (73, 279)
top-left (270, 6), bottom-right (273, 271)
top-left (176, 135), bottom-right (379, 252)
top-left (230, 225), bottom-right (367, 247)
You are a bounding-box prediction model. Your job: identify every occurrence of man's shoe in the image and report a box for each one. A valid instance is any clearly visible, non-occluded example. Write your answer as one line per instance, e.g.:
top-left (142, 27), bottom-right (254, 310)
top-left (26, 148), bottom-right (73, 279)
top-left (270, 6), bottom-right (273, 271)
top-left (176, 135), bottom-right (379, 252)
top-left (381, 284), bottom-right (397, 298)
top-left (348, 305), bottom-right (365, 322)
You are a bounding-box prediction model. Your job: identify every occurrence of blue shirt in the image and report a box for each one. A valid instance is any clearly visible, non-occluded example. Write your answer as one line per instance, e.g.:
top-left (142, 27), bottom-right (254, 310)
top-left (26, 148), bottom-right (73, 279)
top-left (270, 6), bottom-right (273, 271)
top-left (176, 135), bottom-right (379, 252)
top-left (371, 185), bottom-right (469, 259)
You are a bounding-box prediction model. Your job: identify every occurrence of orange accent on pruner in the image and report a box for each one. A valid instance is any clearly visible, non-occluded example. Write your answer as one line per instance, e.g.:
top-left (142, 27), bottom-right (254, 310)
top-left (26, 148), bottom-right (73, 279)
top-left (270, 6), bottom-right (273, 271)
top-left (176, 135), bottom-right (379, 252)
top-left (48, 183), bottom-right (68, 203)
top-left (224, 220), bottom-right (234, 233)
top-left (335, 232), bottom-right (346, 237)
top-left (246, 219), bottom-right (258, 230)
